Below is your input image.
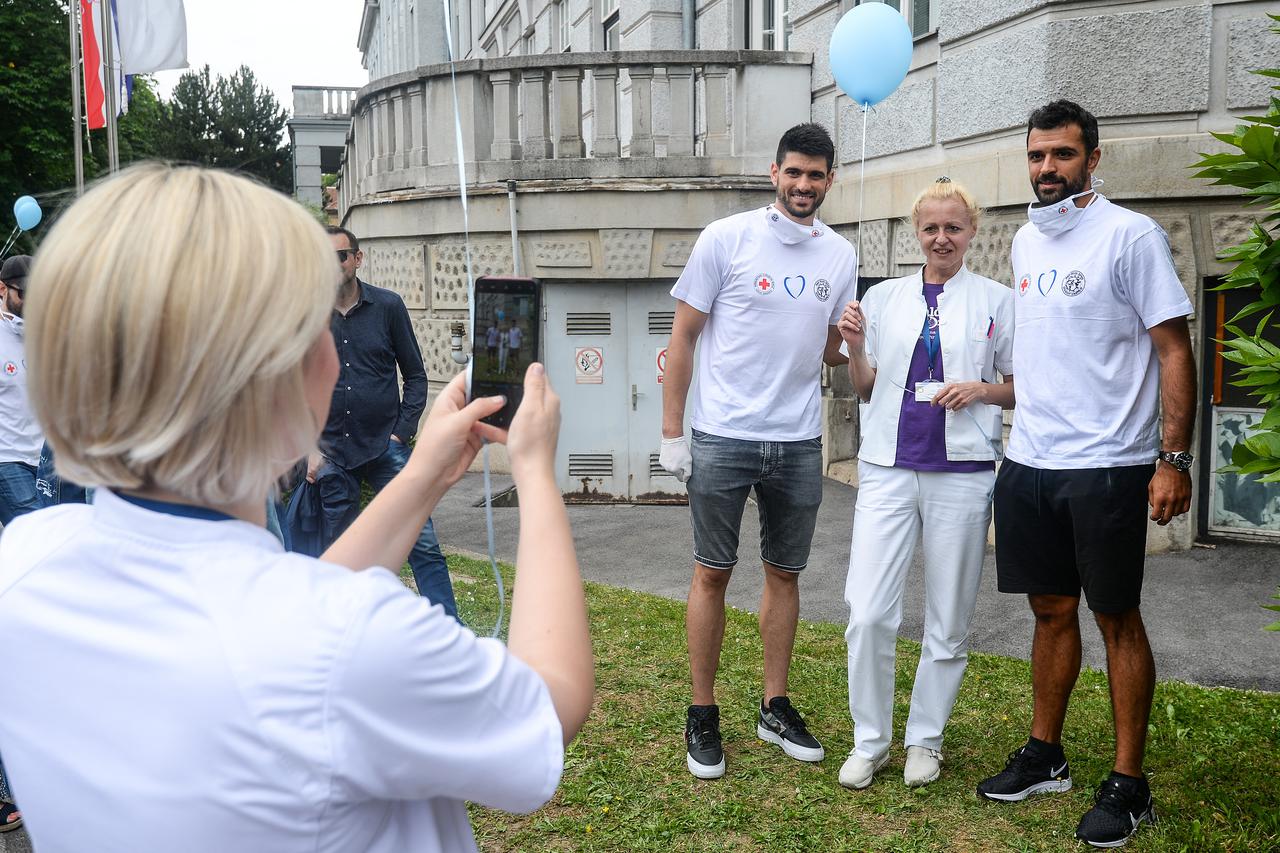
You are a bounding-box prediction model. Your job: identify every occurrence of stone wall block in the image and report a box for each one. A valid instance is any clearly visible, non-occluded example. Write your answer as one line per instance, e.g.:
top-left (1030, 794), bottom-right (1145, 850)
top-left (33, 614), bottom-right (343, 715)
top-left (789, 6), bottom-right (838, 91)
top-left (964, 216), bottom-right (1023, 285)
top-left (939, 0), bottom-right (1055, 44)
top-left (839, 78), bottom-right (934, 163)
top-left (939, 25), bottom-right (1047, 142)
top-left (362, 240), bottom-right (427, 309)
top-left (1228, 17), bottom-right (1280, 110)
top-left (841, 220), bottom-right (890, 277)
top-left (429, 240), bottom-right (517, 309)
top-left (1151, 213), bottom-right (1197, 310)
top-left (657, 236), bottom-right (696, 269)
top-left (1211, 212), bottom-right (1256, 257)
top-left (532, 239), bottom-right (594, 268)
top-left (1044, 6), bottom-right (1211, 118)
top-left (789, 0), bottom-right (837, 26)
top-left (410, 314), bottom-right (466, 382)
top-left (893, 218), bottom-right (925, 265)
top-left (601, 228), bottom-right (654, 277)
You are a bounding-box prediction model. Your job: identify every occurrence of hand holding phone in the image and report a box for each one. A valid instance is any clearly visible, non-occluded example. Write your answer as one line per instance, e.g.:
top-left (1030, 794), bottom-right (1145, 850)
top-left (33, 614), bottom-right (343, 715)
top-left (469, 276), bottom-right (542, 428)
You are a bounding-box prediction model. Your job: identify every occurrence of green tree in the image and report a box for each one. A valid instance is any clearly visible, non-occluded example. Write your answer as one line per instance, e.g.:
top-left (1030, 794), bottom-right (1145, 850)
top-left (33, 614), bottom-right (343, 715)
top-left (0, 0), bottom-right (78, 228)
top-left (158, 64), bottom-right (291, 192)
top-left (1191, 14), bottom-right (1280, 630)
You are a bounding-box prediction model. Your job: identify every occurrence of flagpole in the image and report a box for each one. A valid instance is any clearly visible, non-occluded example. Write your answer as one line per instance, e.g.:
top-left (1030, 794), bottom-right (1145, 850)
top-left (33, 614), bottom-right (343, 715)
top-left (103, 0), bottom-right (118, 172)
top-left (69, 0), bottom-right (85, 195)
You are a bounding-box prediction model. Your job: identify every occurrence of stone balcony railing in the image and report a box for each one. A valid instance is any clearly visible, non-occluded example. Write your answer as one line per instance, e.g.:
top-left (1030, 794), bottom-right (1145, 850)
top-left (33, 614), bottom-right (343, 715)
top-left (338, 50), bottom-right (813, 216)
top-left (292, 85), bottom-right (360, 119)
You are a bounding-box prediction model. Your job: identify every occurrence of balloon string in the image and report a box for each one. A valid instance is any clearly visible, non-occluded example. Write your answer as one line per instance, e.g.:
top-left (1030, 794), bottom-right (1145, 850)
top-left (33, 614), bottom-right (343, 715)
top-left (0, 226), bottom-right (20, 261)
top-left (856, 104), bottom-right (868, 282)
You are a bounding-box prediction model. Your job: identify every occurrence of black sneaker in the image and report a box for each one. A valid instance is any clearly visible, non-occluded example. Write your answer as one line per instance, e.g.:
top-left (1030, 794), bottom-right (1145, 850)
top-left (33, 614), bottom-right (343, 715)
top-left (1075, 774), bottom-right (1156, 848)
top-left (976, 741), bottom-right (1073, 802)
top-left (685, 705), bottom-right (725, 779)
top-left (756, 696), bottom-right (825, 762)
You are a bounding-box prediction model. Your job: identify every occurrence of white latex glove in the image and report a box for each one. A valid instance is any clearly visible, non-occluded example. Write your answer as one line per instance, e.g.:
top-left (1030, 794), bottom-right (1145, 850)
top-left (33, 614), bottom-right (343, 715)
top-left (659, 435), bottom-right (693, 483)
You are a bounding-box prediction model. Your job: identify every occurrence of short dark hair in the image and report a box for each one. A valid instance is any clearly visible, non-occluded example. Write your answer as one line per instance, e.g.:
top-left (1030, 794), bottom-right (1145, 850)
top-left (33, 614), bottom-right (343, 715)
top-left (776, 123), bottom-right (835, 172)
top-left (1027, 99), bottom-right (1099, 154)
top-left (325, 225), bottom-right (360, 252)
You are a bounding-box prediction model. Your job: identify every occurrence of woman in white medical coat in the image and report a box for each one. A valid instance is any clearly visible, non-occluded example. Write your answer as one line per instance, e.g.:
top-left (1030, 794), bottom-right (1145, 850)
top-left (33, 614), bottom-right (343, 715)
top-left (836, 178), bottom-right (1015, 790)
top-left (0, 164), bottom-right (593, 853)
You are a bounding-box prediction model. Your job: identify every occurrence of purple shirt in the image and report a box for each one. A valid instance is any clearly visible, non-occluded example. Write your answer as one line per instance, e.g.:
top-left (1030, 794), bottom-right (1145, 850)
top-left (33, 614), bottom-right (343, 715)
top-left (894, 283), bottom-right (994, 473)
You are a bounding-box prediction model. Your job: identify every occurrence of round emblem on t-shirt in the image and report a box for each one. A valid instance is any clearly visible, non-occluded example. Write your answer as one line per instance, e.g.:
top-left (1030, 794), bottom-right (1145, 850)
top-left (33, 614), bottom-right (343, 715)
top-left (1062, 270), bottom-right (1086, 297)
top-left (1057, 205), bottom-right (1069, 215)
top-left (3, 361), bottom-right (15, 376)
top-left (811, 229), bottom-right (821, 238)
top-left (814, 279), bottom-right (831, 302)
top-left (770, 212), bottom-right (780, 222)
top-left (1018, 275), bottom-right (1031, 296)
top-left (754, 274), bottom-right (775, 295)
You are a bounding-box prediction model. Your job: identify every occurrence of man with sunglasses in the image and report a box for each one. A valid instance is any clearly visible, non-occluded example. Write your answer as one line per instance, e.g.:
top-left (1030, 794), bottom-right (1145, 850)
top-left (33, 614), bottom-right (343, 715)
top-left (0, 255), bottom-right (41, 532)
top-left (304, 228), bottom-right (456, 619)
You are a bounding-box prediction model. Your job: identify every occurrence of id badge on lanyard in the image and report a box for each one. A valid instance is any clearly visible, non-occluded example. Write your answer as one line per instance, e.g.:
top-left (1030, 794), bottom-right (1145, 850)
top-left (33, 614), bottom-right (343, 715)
top-left (915, 312), bottom-right (943, 402)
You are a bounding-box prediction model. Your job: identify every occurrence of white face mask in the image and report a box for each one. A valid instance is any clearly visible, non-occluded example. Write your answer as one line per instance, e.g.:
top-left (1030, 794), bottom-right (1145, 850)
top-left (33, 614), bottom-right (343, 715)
top-left (1027, 176), bottom-right (1104, 237)
top-left (766, 205), bottom-right (825, 245)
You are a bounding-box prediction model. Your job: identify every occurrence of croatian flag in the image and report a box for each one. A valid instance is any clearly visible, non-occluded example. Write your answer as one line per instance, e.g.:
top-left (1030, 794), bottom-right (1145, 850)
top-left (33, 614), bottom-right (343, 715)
top-left (115, 0), bottom-right (188, 75)
top-left (80, 0), bottom-right (120, 130)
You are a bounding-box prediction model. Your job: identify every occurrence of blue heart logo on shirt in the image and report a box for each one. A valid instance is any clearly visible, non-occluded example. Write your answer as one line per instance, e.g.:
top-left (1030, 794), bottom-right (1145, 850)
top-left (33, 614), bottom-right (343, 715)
top-left (1037, 269), bottom-right (1057, 296)
top-left (784, 275), bottom-right (806, 299)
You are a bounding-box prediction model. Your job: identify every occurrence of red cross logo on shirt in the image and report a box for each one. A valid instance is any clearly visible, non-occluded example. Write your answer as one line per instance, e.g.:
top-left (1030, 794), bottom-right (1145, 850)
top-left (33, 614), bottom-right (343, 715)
top-left (3, 362), bottom-right (16, 376)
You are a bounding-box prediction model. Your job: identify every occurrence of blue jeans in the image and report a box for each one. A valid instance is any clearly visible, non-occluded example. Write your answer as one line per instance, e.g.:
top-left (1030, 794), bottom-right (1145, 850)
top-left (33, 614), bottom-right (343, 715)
top-left (35, 442), bottom-right (90, 509)
top-left (0, 461), bottom-right (39, 526)
top-left (317, 440), bottom-right (456, 618)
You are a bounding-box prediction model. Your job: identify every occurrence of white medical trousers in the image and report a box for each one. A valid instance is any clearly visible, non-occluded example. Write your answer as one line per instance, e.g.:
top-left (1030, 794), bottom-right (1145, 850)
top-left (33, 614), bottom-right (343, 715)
top-left (844, 460), bottom-right (994, 760)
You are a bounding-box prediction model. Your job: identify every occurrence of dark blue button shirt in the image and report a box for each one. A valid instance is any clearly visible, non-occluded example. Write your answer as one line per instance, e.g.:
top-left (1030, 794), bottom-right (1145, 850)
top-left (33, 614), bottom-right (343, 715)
top-left (322, 280), bottom-right (428, 469)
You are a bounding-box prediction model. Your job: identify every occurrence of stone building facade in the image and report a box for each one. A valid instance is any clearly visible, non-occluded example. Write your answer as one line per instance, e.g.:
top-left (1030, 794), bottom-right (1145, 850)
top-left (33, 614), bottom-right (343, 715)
top-left (339, 0), bottom-right (1280, 549)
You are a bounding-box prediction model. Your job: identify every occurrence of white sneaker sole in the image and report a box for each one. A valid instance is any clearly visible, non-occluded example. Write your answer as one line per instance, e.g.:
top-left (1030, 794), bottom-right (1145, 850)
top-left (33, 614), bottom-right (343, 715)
top-left (756, 724), bottom-right (825, 762)
top-left (904, 766), bottom-right (941, 787)
top-left (980, 777), bottom-right (1073, 802)
top-left (686, 752), bottom-right (725, 779)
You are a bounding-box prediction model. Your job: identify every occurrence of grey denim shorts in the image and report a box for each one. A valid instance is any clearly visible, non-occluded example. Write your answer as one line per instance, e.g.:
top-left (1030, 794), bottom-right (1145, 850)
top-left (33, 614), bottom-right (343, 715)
top-left (686, 429), bottom-right (824, 572)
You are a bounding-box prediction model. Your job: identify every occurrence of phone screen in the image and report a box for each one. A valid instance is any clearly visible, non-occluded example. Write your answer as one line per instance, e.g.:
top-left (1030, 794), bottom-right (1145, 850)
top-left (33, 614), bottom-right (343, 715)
top-left (471, 276), bottom-right (540, 428)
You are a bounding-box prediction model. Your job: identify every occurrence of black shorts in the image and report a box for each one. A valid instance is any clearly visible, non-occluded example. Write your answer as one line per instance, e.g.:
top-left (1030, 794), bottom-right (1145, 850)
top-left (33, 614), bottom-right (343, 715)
top-left (993, 458), bottom-right (1153, 613)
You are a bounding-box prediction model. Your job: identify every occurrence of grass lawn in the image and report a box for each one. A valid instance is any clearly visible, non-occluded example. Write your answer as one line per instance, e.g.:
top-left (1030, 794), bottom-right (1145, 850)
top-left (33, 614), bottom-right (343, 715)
top-left (414, 555), bottom-right (1280, 852)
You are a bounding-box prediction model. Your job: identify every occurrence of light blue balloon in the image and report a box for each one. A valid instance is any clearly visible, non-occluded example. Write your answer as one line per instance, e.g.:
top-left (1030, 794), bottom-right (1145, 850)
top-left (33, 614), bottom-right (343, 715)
top-left (14, 198), bottom-right (42, 231)
top-left (828, 3), bottom-right (914, 108)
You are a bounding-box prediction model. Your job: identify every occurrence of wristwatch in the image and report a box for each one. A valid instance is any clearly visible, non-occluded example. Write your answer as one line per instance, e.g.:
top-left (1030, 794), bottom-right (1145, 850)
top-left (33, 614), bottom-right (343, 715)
top-left (1158, 450), bottom-right (1194, 472)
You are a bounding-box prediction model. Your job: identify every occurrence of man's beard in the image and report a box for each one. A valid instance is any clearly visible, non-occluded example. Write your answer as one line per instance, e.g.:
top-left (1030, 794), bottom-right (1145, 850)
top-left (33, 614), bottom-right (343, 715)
top-left (1032, 170), bottom-right (1089, 206)
top-left (776, 187), bottom-right (823, 220)
top-left (3, 293), bottom-right (19, 318)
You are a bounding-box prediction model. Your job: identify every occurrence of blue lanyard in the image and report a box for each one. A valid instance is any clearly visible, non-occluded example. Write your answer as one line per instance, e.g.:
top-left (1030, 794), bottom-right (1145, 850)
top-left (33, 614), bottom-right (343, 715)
top-left (920, 312), bottom-right (940, 379)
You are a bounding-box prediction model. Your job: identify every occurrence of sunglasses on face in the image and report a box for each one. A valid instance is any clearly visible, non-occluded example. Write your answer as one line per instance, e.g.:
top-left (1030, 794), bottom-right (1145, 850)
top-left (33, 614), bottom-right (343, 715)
top-left (336, 249), bottom-right (356, 262)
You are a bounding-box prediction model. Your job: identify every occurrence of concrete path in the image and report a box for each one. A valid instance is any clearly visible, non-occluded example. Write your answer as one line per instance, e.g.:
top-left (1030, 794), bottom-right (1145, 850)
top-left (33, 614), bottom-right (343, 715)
top-left (433, 472), bottom-right (1280, 693)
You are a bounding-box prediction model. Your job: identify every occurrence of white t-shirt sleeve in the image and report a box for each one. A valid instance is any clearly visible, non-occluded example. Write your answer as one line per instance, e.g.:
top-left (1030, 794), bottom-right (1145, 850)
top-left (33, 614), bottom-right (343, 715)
top-left (670, 224), bottom-right (725, 313)
top-left (1114, 227), bottom-right (1193, 329)
top-left (993, 286), bottom-right (1016, 376)
top-left (327, 572), bottom-right (563, 812)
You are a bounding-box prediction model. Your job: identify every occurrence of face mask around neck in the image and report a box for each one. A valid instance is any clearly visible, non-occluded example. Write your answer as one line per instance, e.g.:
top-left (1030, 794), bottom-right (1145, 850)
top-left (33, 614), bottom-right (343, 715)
top-left (1027, 176), bottom-right (1103, 237)
top-left (766, 206), bottom-right (824, 245)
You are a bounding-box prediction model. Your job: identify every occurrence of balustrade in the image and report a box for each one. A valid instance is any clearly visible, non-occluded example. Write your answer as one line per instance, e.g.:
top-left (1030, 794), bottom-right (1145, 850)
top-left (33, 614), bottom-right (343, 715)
top-left (338, 50), bottom-right (812, 213)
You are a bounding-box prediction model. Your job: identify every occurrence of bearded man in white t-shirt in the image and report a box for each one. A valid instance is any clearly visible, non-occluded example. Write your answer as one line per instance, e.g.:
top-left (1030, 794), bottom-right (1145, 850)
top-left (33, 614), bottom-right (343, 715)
top-left (660, 123), bottom-right (857, 780)
top-left (976, 100), bottom-right (1196, 849)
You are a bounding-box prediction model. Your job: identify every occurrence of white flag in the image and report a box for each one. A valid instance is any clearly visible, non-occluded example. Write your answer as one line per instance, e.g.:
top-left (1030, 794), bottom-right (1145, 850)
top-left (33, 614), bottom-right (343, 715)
top-left (115, 0), bottom-right (188, 74)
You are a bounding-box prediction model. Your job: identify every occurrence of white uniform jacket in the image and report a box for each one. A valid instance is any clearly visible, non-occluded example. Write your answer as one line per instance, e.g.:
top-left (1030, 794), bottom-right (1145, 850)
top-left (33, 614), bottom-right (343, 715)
top-left (857, 266), bottom-right (1015, 466)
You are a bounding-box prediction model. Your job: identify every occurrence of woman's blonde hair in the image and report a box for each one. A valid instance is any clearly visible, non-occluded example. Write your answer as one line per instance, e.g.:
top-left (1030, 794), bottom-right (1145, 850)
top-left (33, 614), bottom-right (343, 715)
top-left (909, 177), bottom-right (983, 231)
top-left (26, 163), bottom-right (338, 507)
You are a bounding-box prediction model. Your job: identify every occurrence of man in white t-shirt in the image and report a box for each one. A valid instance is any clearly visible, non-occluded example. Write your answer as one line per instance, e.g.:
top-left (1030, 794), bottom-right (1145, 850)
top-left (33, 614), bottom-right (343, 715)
top-left (0, 255), bottom-right (41, 528)
top-left (660, 123), bottom-right (857, 780)
top-left (508, 324), bottom-right (523, 372)
top-left (976, 100), bottom-right (1195, 849)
